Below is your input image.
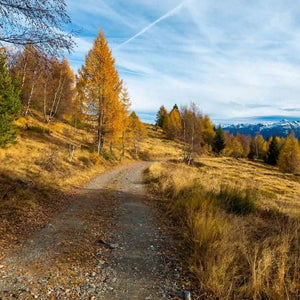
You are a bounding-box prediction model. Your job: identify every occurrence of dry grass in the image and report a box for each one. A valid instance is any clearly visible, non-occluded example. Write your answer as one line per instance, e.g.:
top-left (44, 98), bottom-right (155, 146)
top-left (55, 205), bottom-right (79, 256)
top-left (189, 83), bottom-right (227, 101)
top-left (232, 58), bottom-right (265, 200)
top-left (146, 158), bottom-right (300, 299)
top-left (139, 124), bottom-right (183, 160)
top-left (0, 115), bottom-right (109, 257)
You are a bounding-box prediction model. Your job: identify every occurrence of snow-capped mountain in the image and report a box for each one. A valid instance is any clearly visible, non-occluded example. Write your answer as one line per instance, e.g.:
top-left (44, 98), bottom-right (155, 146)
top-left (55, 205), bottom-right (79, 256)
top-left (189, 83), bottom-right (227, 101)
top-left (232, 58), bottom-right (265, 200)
top-left (222, 120), bottom-right (300, 139)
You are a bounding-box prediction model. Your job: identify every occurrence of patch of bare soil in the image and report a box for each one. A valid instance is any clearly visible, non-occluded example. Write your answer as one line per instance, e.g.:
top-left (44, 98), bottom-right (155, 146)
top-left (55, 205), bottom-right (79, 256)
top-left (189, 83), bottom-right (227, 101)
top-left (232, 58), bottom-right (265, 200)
top-left (0, 162), bottom-right (186, 299)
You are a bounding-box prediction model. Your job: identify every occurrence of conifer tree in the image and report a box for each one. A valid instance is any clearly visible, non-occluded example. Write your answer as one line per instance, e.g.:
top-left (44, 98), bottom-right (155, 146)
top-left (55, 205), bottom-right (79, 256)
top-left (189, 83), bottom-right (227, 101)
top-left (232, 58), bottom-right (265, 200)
top-left (248, 137), bottom-right (256, 159)
top-left (128, 111), bottom-right (146, 155)
top-left (155, 105), bottom-right (168, 128)
top-left (213, 126), bottom-right (225, 154)
top-left (266, 135), bottom-right (280, 165)
top-left (78, 31), bottom-right (122, 155)
top-left (120, 87), bottom-right (131, 157)
top-left (0, 52), bottom-right (21, 147)
top-left (202, 114), bottom-right (216, 146)
top-left (166, 104), bottom-right (182, 139)
top-left (278, 133), bottom-right (300, 173)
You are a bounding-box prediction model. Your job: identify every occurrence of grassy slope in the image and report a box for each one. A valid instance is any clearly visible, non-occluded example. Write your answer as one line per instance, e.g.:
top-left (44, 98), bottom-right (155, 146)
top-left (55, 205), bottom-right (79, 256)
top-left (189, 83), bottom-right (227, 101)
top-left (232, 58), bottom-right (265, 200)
top-left (146, 158), bottom-right (300, 299)
top-left (0, 117), bottom-right (181, 259)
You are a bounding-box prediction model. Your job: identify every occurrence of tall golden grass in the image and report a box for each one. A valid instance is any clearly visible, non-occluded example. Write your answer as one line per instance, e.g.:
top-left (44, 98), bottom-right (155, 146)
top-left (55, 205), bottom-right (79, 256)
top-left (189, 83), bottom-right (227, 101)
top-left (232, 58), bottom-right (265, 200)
top-left (146, 159), bottom-right (300, 299)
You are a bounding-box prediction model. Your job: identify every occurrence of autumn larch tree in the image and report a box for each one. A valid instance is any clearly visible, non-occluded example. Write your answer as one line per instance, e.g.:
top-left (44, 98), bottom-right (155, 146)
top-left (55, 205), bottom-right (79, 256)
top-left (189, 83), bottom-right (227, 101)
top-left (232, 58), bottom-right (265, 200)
top-left (278, 132), bottom-right (300, 173)
top-left (166, 104), bottom-right (182, 140)
top-left (119, 87), bottom-right (131, 157)
top-left (78, 31), bottom-right (123, 155)
top-left (224, 133), bottom-right (244, 158)
top-left (202, 114), bottom-right (216, 150)
top-left (128, 111), bottom-right (146, 155)
top-left (0, 51), bottom-right (21, 147)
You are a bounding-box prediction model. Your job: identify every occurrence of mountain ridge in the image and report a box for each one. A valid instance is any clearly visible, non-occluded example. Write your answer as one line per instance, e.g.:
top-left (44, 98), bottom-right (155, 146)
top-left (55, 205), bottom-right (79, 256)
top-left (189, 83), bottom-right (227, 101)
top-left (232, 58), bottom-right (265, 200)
top-left (222, 119), bottom-right (300, 139)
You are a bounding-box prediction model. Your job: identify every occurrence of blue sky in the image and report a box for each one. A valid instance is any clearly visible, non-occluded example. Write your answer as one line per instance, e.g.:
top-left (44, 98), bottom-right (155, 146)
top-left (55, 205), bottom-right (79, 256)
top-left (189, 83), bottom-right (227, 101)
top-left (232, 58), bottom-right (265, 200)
top-left (65, 0), bottom-right (300, 123)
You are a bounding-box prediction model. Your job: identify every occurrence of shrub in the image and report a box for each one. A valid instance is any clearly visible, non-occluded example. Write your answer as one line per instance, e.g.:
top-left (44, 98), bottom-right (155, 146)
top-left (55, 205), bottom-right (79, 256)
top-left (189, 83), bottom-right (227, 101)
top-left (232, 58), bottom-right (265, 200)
top-left (102, 151), bottom-right (112, 161)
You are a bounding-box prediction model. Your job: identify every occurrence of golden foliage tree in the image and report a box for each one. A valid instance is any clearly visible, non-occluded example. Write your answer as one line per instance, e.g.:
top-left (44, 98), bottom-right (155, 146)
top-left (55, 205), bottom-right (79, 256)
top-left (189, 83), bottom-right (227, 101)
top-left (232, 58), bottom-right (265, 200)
top-left (166, 104), bottom-right (182, 140)
top-left (128, 111), bottom-right (146, 155)
top-left (254, 134), bottom-right (267, 159)
top-left (202, 114), bottom-right (216, 147)
top-left (278, 132), bottom-right (300, 173)
top-left (224, 133), bottom-right (244, 158)
top-left (48, 57), bottom-right (75, 122)
top-left (119, 87), bottom-right (131, 157)
top-left (181, 103), bottom-right (203, 164)
top-left (78, 31), bottom-right (123, 155)
top-left (11, 44), bottom-right (75, 121)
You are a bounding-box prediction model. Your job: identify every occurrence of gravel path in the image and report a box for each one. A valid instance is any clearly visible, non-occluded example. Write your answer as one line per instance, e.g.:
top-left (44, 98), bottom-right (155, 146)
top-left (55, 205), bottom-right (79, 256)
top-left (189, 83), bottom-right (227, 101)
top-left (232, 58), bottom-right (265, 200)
top-left (0, 162), bottom-right (184, 299)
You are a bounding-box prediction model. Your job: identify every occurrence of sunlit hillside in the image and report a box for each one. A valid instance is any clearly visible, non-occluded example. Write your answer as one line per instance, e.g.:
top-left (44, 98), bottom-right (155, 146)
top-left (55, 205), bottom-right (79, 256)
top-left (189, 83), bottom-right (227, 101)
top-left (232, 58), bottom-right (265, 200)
top-left (0, 114), bottom-right (181, 259)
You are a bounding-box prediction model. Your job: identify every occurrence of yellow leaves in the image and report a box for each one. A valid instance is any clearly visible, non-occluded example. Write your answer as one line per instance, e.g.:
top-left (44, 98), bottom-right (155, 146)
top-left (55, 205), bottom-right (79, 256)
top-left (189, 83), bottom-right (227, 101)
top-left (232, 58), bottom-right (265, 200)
top-left (202, 115), bottom-right (216, 145)
top-left (78, 30), bottom-right (129, 154)
top-left (278, 134), bottom-right (300, 173)
top-left (165, 106), bottom-right (181, 139)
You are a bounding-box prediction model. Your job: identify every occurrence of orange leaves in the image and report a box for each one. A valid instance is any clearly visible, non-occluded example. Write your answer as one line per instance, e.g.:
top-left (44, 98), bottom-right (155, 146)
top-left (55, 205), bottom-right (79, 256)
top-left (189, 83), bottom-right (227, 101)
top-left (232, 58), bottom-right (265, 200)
top-left (78, 30), bottom-right (130, 155)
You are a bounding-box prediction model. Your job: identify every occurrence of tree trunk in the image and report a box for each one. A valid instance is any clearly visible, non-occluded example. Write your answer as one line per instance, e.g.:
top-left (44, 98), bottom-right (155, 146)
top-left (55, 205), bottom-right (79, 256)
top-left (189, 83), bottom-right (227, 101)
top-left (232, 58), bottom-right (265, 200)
top-left (53, 77), bottom-right (66, 118)
top-left (25, 80), bottom-right (35, 116)
top-left (121, 132), bottom-right (125, 157)
top-left (109, 141), bottom-right (114, 157)
top-left (21, 60), bottom-right (27, 90)
top-left (43, 82), bottom-right (48, 122)
top-left (49, 69), bottom-right (63, 123)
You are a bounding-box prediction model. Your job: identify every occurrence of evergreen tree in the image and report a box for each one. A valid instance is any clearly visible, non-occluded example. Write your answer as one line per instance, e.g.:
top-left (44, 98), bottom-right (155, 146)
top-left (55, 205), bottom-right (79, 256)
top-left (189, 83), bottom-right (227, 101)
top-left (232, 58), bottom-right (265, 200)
top-left (248, 137), bottom-right (256, 159)
top-left (213, 126), bottom-right (225, 154)
top-left (266, 135), bottom-right (280, 165)
top-left (0, 53), bottom-right (21, 147)
top-left (155, 105), bottom-right (168, 128)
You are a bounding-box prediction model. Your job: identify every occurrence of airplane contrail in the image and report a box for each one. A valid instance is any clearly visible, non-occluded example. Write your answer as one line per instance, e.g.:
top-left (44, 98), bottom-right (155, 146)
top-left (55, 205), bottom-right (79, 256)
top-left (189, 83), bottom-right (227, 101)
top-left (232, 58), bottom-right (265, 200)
top-left (115, 0), bottom-right (188, 50)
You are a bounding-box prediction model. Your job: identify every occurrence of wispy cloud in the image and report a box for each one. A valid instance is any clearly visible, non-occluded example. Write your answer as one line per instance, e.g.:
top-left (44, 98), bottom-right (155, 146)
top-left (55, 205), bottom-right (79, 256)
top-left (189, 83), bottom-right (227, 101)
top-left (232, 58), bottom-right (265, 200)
top-left (115, 0), bottom-right (188, 50)
top-left (66, 0), bottom-right (300, 123)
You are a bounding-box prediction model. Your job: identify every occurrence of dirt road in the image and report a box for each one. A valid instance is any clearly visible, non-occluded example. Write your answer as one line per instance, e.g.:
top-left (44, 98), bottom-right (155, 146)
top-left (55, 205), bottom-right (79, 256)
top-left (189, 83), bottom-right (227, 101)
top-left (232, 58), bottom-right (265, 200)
top-left (0, 162), bottom-right (184, 299)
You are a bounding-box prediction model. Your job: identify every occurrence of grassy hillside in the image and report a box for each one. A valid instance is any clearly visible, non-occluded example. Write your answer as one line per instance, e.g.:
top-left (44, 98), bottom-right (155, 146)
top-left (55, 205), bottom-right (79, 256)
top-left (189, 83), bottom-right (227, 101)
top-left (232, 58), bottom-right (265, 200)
top-left (0, 115), bottom-right (181, 259)
top-left (146, 158), bottom-right (300, 299)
